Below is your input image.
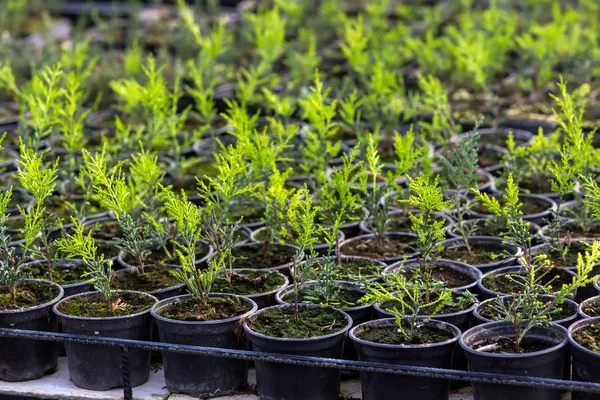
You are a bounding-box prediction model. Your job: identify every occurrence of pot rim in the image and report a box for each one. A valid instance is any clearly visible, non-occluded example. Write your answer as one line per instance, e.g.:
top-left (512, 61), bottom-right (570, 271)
top-left (568, 317), bottom-right (600, 357)
top-left (214, 268), bottom-right (289, 298)
top-left (275, 280), bottom-right (369, 312)
top-left (0, 279), bottom-right (64, 314)
top-left (243, 304), bottom-right (353, 342)
top-left (53, 290), bottom-right (158, 321)
top-left (474, 295), bottom-right (578, 325)
top-left (373, 294), bottom-right (478, 320)
top-left (151, 293), bottom-right (258, 325)
top-left (460, 321), bottom-right (568, 359)
top-left (349, 317), bottom-right (460, 349)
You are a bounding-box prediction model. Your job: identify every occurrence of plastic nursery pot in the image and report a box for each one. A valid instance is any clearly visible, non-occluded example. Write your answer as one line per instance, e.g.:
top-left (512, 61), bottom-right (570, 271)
top-left (476, 143), bottom-right (507, 175)
top-left (0, 280), bottom-right (64, 382)
top-left (477, 265), bottom-right (577, 301)
top-left (112, 264), bottom-right (187, 301)
top-left (275, 280), bottom-right (371, 362)
top-left (526, 242), bottom-right (600, 302)
top-left (578, 295), bottom-right (600, 319)
top-left (118, 239), bottom-right (214, 271)
top-left (568, 317), bottom-right (600, 400)
top-left (213, 268), bottom-right (289, 309)
top-left (476, 127), bottom-right (534, 148)
top-left (474, 295), bottom-right (579, 329)
top-left (243, 304), bottom-right (353, 400)
top-left (53, 290), bottom-right (158, 391)
top-left (383, 258), bottom-right (483, 293)
top-left (349, 318), bottom-right (460, 400)
top-left (151, 294), bottom-right (258, 397)
top-left (438, 236), bottom-right (521, 274)
top-left (290, 256), bottom-right (387, 284)
top-left (541, 217), bottom-right (600, 242)
top-left (468, 194), bottom-right (557, 226)
top-left (446, 218), bottom-right (543, 246)
top-left (338, 232), bottom-right (420, 265)
top-left (250, 226), bottom-right (345, 257)
top-left (22, 259), bottom-right (93, 297)
top-left (460, 321), bottom-right (568, 400)
top-left (230, 242), bottom-right (301, 277)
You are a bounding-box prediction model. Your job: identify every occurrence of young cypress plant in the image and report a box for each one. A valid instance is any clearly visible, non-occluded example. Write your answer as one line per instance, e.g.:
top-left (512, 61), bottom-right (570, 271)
top-left (17, 142), bottom-right (61, 279)
top-left (0, 187), bottom-right (26, 306)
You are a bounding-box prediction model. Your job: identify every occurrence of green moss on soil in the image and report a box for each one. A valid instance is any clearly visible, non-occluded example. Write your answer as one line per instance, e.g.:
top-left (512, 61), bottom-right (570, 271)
top-left (481, 268), bottom-right (573, 295)
top-left (122, 242), bottom-right (208, 268)
top-left (231, 244), bottom-right (296, 269)
top-left (57, 292), bottom-right (155, 317)
top-left (573, 322), bottom-right (600, 352)
top-left (381, 292), bottom-right (472, 316)
top-left (249, 307), bottom-right (346, 338)
top-left (212, 270), bottom-right (285, 295)
top-left (0, 281), bottom-right (58, 310)
top-left (355, 324), bottom-right (454, 345)
top-left (441, 243), bottom-right (509, 265)
top-left (159, 296), bottom-right (250, 321)
top-left (308, 259), bottom-right (383, 281)
top-left (282, 286), bottom-right (365, 308)
top-left (342, 237), bottom-right (417, 259)
top-left (26, 263), bottom-right (88, 285)
top-left (112, 267), bottom-right (181, 292)
top-left (582, 298), bottom-right (600, 317)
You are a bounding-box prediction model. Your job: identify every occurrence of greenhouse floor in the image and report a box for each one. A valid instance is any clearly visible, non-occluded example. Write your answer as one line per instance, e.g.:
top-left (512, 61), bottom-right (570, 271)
top-left (0, 357), bottom-right (572, 400)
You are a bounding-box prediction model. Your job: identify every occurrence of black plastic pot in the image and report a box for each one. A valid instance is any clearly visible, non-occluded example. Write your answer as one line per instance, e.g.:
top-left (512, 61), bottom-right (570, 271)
top-left (339, 232), bottom-right (419, 264)
top-left (540, 217), bottom-right (600, 242)
top-left (243, 304), bottom-right (352, 400)
top-left (578, 295), bottom-right (600, 319)
top-left (477, 265), bottom-right (577, 301)
top-left (231, 242), bottom-right (300, 277)
top-left (151, 294), bottom-right (258, 396)
top-left (568, 317), bottom-right (600, 400)
top-left (289, 256), bottom-right (388, 284)
top-left (473, 295), bottom-right (578, 329)
top-left (468, 194), bottom-right (556, 226)
top-left (446, 217), bottom-right (543, 246)
top-left (53, 290), bottom-right (158, 390)
top-left (383, 258), bottom-right (483, 292)
top-left (460, 321), bottom-right (568, 400)
top-left (0, 280), bottom-right (64, 382)
top-left (275, 281), bottom-right (371, 362)
top-left (476, 143), bottom-right (508, 175)
top-left (438, 236), bottom-right (521, 273)
top-left (213, 268), bottom-right (289, 309)
top-left (22, 259), bottom-right (93, 297)
top-left (477, 127), bottom-right (534, 147)
top-left (250, 227), bottom-right (344, 256)
top-left (350, 318), bottom-right (460, 400)
top-left (112, 265), bottom-right (187, 301)
top-left (118, 239), bottom-right (214, 271)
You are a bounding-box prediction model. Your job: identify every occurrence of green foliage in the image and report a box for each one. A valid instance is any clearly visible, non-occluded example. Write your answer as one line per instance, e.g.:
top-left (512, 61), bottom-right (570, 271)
top-left (0, 187), bottom-right (26, 303)
top-left (418, 75), bottom-right (457, 144)
top-left (360, 273), bottom-right (454, 342)
top-left (56, 220), bottom-right (114, 302)
top-left (245, 6), bottom-right (287, 74)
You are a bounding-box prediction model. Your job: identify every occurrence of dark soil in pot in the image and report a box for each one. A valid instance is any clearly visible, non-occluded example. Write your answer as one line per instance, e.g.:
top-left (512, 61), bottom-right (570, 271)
top-left (151, 294), bottom-right (258, 396)
top-left (579, 295), bottom-right (600, 318)
top-left (243, 305), bottom-right (352, 400)
top-left (119, 240), bottom-right (212, 269)
top-left (568, 318), bottom-right (600, 400)
top-left (22, 259), bottom-right (93, 297)
top-left (227, 201), bottom-right (266, 230)
top-left (541, 218), bottom-right (600, 241)
top-left (112, 265), bottom-right (184, 300)
top-left (476, 127), bottom-right (534, 147)
top-left (477, 144), bottom-right (507, 174)
top-left (469, 194), bottom-right (556, 225)
top-left (293, 256), bottom-right (387, 282)
top-left (230, 243), bottom-right (298, 275)
top-left (384, 259), bottom-right (482, 292)
top-left (53, 290), bottom-right (157, 390)
top-left (439, 236), bottom-right (520, 273)
top-left (0, 280), bottom-right (64, 382)
top-left (461, 322), bottom-right (568, 400)
top-left (350, 318), bottom-right (459, 400)
top-left (447, 217), bottom-right (543, 245)
top-left (339, 233), bottom-right (419, 264)
top-left (212, 269), bottom-right (289, 308)
top-left (251, 226), bottom-right (343, 256)
top-left (83, 217), bottom-right (121, 241)
top-left (478, 266), bottom-right (576, 300)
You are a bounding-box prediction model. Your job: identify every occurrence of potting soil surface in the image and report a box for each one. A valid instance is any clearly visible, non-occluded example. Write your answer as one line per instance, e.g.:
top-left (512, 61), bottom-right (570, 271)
top-left (0, 357), bottom-right (573, 399)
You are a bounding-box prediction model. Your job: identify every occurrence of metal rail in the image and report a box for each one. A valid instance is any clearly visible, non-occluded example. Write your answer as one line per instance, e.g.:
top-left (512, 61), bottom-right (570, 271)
top-left (1, 327), bottom-right (599, 400)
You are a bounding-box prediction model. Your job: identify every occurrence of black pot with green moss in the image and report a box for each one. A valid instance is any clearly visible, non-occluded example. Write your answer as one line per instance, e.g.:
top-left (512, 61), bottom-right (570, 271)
top-left (446, 217), bottom-right (543, 246)
top-left (230, 242), bottom-right (300, 277)
top-left (474, 295), bottom-right (578, 328)
top-left (151, 293), bottom-right (258, 396)
top-left (275, 280), bottom-right (370, 363)
top-left (290, 256), bottom-right (387, 283)
top-left (468, 194), bottom-right (556, 226)
top-left (53, 290), bottom-right (158, 390)
top-left (568, 317), bottom-right (600, 400)
top-left (243, 304), bottom-right (352, 400)
top-left (339, 232), bottom-right (419, 264)
top-left (251, 226), bottom-right (345, 257)
top-left (460, 321), bottom-right (568, 400)
top-left (383, 258), bottom-right (483, 293)
top-left (212, 268), bottom-right (289, 308)
top-left (578, 295), bottom-right (600, 318)
top-left (349, 318), bottom-right (460, 400)
top-left (438, 236), bottom-right (521, 273)
top-left (477, 266), bottom-right (577, 301)
top-left (0, 279), bottom-right (64, 382)
top-left (22, 259), bottom-right (92, 297)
